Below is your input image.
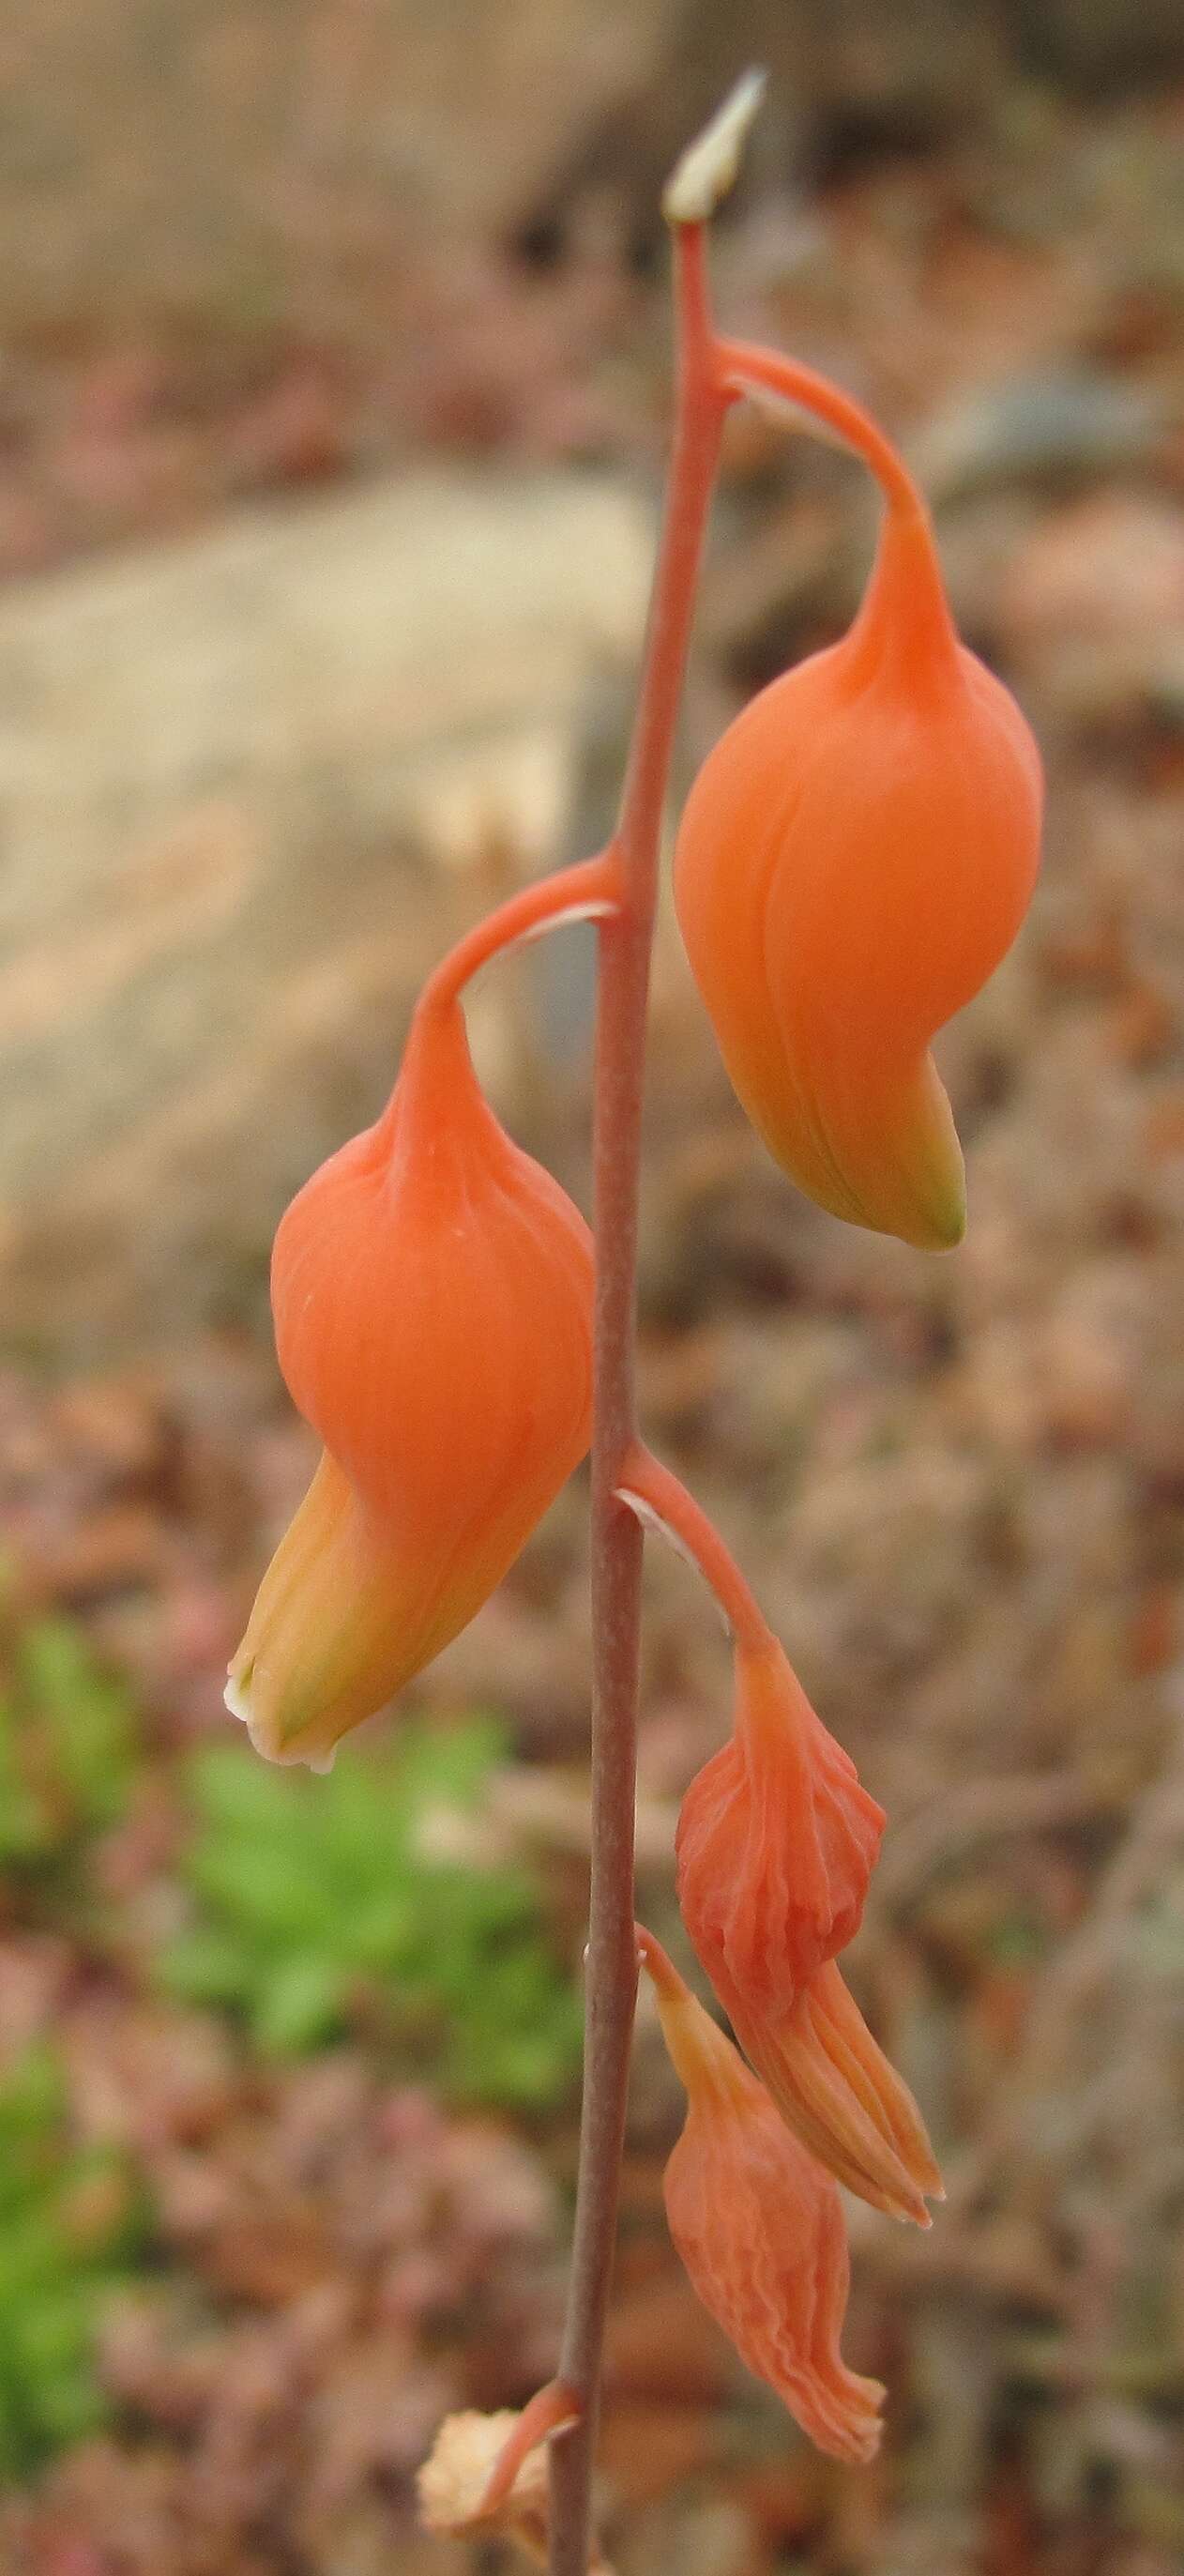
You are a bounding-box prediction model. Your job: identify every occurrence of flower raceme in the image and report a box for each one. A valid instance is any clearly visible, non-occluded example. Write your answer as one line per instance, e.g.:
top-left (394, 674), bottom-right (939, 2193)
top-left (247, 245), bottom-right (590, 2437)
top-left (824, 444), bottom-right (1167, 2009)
top-left (227, 992), bottom-right (594, 1771)
top-left (639, 1928), bottom-right (885, 2465)
top-left (674, 461), bottom-right (1043, 1252)
top-left (676, 1634), bottom-right (941, 2226)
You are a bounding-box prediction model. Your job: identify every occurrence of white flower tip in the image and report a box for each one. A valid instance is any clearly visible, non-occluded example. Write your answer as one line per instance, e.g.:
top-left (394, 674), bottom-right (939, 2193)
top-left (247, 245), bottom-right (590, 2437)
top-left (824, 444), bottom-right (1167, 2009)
top-left (662, 68), bottom-right (767, 226)
top-left (224, 1665), bottom-right (274, 1765)
top-left (223, 1671), bottom-right (250, 1726)
top-left (225, 1667), bottom-right (338, 1775)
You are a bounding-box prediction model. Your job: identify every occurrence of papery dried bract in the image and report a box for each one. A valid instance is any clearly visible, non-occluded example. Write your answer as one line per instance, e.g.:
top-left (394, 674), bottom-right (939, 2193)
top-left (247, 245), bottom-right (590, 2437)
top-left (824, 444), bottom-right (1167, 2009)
top-left (674, 504), bottom-right (1042, 1248)
top-left (228, 997), bottom-right (594, 1767)
top-left (418, 2408), bottom-right (550, 2560)
top-left (675, 1636), bottom-right (884, 2017)
top-left (642, 1932), bottom-right (884, 2463)
top-left (417, 2399), bottom-right (611, 2572)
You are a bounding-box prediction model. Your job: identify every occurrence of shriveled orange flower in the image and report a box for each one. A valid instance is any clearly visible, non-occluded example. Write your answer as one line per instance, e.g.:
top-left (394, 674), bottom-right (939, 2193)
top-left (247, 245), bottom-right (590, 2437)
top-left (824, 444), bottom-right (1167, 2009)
top-left (675, 1634), bottom-right (885, 2016)
top-left (639, 1927), bottom-right (885, 2464)
top-left (675, 1633), bottom-right (939, 2225)
top-left (674, 497), bottom-right (1042, 1249)
top-left (721, 1957), bottom-right (941, 2229)
top-left (227, 995), bottom-right (593, 1769)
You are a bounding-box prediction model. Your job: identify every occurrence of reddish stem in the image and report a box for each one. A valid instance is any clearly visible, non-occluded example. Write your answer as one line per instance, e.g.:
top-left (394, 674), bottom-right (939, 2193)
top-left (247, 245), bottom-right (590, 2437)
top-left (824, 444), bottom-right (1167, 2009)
top-left (718, 335), bottom-right (956, 663)
top-left (615, 1438), bottom-right (771, 1656)
top-left (548, 222), bottom-right (726, 2576)
top-left (417, 852), bottom-right (620, 1018)
top-left (718, 334), bottom-right (920, 512)
top-left (478, 2380), bottom-right (582, 2520)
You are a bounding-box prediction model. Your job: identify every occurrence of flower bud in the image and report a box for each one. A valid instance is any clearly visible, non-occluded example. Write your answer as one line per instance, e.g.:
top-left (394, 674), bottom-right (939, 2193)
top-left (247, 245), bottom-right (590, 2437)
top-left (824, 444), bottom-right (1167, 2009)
top-left (640, 1929), bottom-right (885, 2463)
top-left (228, 997), bottom-right (593, 1768)
top-left (675, 1635), bottom-right (885, 2017)
top-left (674, 503), bottom-right (1042, 1248)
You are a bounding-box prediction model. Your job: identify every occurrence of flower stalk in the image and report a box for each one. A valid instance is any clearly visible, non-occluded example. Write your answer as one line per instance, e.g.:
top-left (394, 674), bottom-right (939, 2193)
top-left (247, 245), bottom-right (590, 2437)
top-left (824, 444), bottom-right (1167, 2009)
top-left (418, 852), bottom-right (620, 1018)
top-left (227, 69), bottom-right (1041, 2571)
top-left (548, 208), bottom-right (729, 2576)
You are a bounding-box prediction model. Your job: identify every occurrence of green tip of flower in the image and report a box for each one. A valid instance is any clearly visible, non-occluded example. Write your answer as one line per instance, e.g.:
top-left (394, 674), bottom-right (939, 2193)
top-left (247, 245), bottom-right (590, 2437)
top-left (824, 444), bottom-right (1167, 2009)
top-left (915, 1184), bottom-right (966, 1254)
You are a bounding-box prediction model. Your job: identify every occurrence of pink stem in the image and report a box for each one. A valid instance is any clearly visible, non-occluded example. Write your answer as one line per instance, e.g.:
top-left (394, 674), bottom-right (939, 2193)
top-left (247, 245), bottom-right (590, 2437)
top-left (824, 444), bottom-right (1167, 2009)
top-left (718, 335), bottom-right (956, 660)
top-left (548, 221), bottom-right (727, 2576)
top-left (718, 335), bottom-right (920, 512)
top-left (478, 2380), bottom-right (583, 2519)
top-left (417, 852), bottom-right (620, 1017)
top-left (615, 1438), bottom-right (771, 1656)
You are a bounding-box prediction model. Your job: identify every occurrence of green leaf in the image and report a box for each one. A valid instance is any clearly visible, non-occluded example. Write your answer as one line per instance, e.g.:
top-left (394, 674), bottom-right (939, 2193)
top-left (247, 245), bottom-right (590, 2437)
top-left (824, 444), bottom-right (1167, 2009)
top-left (161, 1721), bottom-right (581, 2108)
top-left (0, 2050), bottom-right (146, 2477)
top-left (253, 1955), bottom-right (345, 2053)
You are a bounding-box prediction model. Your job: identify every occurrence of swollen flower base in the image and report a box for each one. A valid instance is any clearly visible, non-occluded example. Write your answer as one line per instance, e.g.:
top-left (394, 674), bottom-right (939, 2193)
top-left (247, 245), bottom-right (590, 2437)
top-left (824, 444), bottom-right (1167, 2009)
top-left (674, 451), bottom-right (1042, 1250)
top-left (223, 78), bottom-right (1042, 2572)
top-left (229, 993), bottom-right (594, 1770)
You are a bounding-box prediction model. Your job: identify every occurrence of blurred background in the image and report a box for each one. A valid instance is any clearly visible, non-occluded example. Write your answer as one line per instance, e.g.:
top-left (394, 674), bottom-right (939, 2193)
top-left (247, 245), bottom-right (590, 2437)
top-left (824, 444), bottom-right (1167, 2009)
top-left (1, 4), bottom-right (1183, 2571)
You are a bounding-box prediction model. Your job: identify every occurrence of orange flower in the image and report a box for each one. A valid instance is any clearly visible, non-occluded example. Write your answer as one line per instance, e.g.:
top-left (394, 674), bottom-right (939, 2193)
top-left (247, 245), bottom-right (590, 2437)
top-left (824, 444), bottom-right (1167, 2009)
top-left (720, 1957), bottom-right (941, 2229)
top-left (675, 1634), bottom-right (885, 2015)
top-left (674, 498), bottom-right (1042, 1248)
top-left (227, 996), bottom-right (594, 1769)
top-left (639, 1928), bottom-right (885, 2464)
top-left (675, 1635), bottom-right (939, 2224)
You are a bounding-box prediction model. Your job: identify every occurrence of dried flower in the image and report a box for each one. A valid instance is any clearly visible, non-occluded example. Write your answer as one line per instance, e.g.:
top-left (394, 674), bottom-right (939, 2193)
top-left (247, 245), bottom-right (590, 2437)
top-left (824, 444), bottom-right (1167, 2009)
top-left (639, 1928), bottom-right (885, 2463)
top-left (675, 1634), bottom-right (885, 2016)
top-left (721, 1955), bottom-right (942, 2228)
top-left (417, 2391), bottom-right (610, 2572)
top-left (675, 1635), bottom-right (939, 2223)
top-left (674, 498), bottom-right (1042, 1249)
top-left (228, 996), bottom-right (593, 1768)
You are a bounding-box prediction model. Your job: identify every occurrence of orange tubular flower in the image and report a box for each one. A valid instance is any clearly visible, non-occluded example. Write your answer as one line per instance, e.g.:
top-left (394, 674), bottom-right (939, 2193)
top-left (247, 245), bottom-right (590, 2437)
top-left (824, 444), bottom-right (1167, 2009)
top-left (675, 1634), bottom-right (885, 2015)
top-left (674, 485), bottom-right (1043, 1251)
top-left (639, 1928), bottom-right (885, 2465)
top-left (720, 1957), bottom-right (941, 2230)
top-left (675, 1633), bottom-right (939, 2225)
top-left (227, 994), bottom-right (594, 1770)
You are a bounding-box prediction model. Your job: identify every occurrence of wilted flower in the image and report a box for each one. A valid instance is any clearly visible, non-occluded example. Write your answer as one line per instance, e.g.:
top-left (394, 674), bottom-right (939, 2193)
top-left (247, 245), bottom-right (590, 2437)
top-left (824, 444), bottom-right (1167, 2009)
top-left (674, 496), bottom-right (1042, 1248)
top-left (721, 1955), bottom-right (941, 2228)
top-left (228, 995), bottom-right (594, 1769)
top-left (417, 2390), bottom-right (608, 2569)
top-left (675, 1634), bottom-right (885, 2016)
top-left (639, 1927), bottom-right (885, 2463)
top-left (675, 1633), bottom-right (939, 2224)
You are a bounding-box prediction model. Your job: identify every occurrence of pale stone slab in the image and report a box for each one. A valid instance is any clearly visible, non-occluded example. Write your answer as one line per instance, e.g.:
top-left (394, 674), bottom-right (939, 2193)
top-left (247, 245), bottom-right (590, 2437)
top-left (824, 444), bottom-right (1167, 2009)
top-left (0, 469), bottom-right (653, 1349)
